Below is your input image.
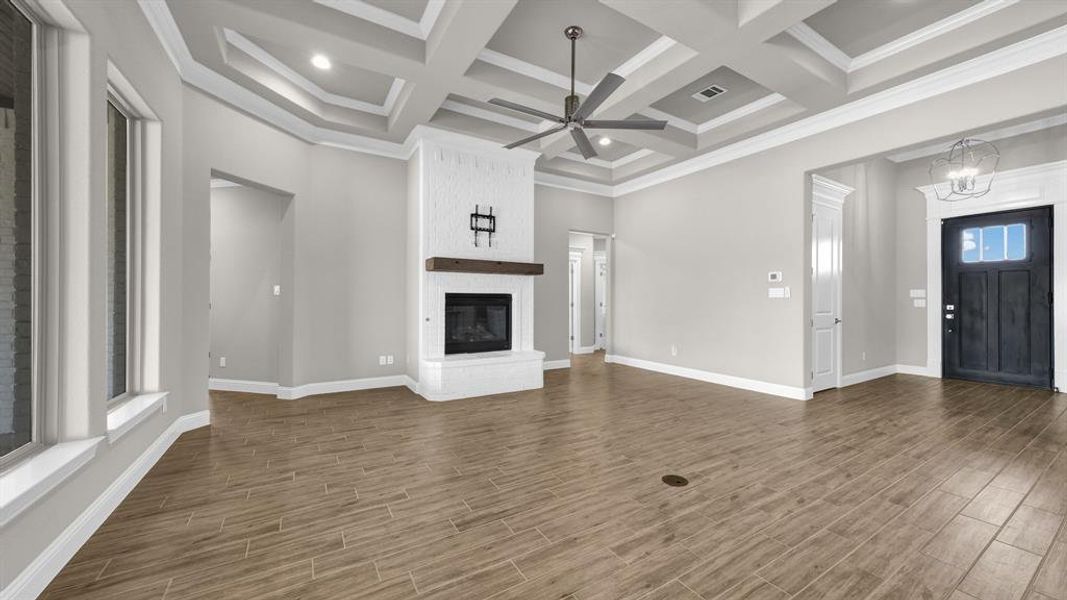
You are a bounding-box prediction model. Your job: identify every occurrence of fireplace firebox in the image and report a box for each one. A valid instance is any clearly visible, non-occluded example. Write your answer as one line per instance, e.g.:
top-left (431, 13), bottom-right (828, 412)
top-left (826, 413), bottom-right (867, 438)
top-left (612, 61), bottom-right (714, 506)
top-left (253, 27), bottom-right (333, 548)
top-left (444, 293), bottom-right (512, 354)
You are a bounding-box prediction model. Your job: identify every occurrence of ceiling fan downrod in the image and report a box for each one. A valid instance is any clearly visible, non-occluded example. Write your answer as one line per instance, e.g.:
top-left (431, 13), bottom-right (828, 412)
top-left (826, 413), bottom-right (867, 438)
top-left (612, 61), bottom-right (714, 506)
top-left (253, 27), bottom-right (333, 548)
top-left (564, 25), bottom-right (582, 120)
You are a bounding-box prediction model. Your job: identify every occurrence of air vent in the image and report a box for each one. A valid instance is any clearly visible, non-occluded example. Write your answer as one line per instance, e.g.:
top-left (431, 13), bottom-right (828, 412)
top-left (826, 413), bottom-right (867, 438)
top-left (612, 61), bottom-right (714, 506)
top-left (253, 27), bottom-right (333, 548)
top-left (691, 84), bottom-right (727, 102)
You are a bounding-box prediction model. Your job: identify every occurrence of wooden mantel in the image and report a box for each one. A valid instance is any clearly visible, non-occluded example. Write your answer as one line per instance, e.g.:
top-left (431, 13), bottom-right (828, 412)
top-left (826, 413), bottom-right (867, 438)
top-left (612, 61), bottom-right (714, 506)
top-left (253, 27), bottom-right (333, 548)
top-left (425, 257), bottom-right (544, 276)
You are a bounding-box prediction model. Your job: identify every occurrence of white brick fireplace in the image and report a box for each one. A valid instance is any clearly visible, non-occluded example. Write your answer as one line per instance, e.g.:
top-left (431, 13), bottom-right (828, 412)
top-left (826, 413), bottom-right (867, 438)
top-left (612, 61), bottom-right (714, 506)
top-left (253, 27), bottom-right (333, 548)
top-left (407, 131), bottom-right (545, 401)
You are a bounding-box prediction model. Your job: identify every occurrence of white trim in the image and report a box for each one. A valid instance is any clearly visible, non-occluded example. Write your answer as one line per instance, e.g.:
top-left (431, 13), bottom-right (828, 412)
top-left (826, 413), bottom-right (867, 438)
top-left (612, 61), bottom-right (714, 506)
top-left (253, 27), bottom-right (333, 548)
top-left (223, 29), bottom-right (405, 117)
top-left (918, 160), bottom-right (1067, 385)
top-left (787, 0), bottom-right (1019, 73)
top-left (543, 359), bottom-right (571, 370)
top-left (614, 36), bottom-right (677, 78)
top-left (614, 25), bottom-right (1067, 197)
top-left (106, 392), bottom-right (168, 444)
top-left (277, 375), bottom-right (412, 400)
top-left (208, 378), bottom-right (279, 395)
top-left (840, 364), bottom-right (897, 387)
top-left (478, 48), bottom-right (594, 95)
top-left (312, 0), bottom-right (445, 40)
top-left (886, 113), bottom-right (1067, 163)
top-left (839, 363), bottom-right (938, 386)
top-left (534, 172), bottom-right (614, 197)
top-left (850, 0), bottom-right (1019, 71)
top-left (476, 36), bottom-right (677, 96)
top-left (0, 438), bottom-right (103, 527)
top-left (555, 148), bottom-right (657, 171)
top-left (1, 410), bottom-right (210, 600)
top-left (811, 174), bottom-right (855, 202)
top-left (604, 354), bottom-right (810, 401)
top-left (440, 99), bottom-right (543, 132)
top-left (786, 23), bottom-right (852, 72)
top-left (573, 346), bottom-right (596, 355)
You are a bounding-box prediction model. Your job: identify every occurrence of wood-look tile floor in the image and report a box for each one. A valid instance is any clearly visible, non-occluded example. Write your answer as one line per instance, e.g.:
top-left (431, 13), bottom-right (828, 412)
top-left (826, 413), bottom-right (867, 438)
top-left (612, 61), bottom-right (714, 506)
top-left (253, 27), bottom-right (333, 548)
top-left (44, 353), bottom-right (1067, 600)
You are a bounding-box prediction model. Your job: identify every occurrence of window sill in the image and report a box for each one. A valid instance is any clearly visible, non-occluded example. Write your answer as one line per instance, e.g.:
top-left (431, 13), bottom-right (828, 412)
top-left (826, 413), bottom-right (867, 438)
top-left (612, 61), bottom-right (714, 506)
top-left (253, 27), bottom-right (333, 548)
top-left (0, 437), bottom-right (104, 526)
top-left (107, 392), bottom-right (168, 444)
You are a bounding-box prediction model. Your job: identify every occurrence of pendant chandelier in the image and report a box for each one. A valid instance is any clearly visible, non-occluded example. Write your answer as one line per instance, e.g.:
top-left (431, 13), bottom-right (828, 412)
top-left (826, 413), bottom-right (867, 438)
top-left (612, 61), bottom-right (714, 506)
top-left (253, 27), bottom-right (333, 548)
top-left (928, 138), bottom-right (1000, 201)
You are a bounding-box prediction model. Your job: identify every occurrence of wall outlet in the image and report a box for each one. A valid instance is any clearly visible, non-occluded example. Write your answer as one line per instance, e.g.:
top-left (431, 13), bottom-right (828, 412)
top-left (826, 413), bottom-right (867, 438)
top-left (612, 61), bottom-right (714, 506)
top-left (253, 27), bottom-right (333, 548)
top-left (862, 351), bottom-right (866, 361)
top-left (273, 284), bottom-right (281, 296)
top-left (378, 355), bottom-right (386, 366)
top-left (387, 355), bottom-right (394, 365)
top-left (670, 344), bottom-right (678, 357)
top-left (219, 356), bottom-right (227, 368)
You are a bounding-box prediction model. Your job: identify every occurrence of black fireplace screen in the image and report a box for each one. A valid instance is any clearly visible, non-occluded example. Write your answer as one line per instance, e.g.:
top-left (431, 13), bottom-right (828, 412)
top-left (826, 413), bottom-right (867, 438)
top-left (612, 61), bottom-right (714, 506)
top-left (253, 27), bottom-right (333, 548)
top-left (444, 293), bottom-right (512, 354)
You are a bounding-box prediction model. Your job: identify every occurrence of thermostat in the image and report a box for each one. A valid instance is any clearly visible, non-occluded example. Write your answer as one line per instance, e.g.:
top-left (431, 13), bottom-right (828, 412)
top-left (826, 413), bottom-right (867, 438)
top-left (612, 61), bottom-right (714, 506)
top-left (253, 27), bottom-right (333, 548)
top-left (768, 271), bottom-right (783, 283)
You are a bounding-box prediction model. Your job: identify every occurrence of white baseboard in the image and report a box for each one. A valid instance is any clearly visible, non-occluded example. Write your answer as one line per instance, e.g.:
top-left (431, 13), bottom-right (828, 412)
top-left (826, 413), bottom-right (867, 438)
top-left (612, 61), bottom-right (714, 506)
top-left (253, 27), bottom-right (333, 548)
top-left (543, 359), bottom-right (571, 370)
top-left (895, 363), bottom-right (936, 377)
top-left (277, 375), bottom-right (411, 400)
top-left (208, 378), bottom-right (278, 395)
top-left (1, 410), bottom-right (211, 600)
top-left (403, 376), bottom-right (418, 393)
top-left (840, 364), bottom-right (899, 387)
top-left (572, 346), bottom-right (596, 355)
top-left (604, 354), bottom-right (810, 401)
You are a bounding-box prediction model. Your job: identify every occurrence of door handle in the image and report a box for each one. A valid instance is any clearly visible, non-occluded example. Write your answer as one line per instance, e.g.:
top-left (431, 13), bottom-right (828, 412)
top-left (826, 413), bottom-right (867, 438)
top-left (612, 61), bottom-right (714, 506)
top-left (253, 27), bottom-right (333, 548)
top-left (834, 318), bottom-right (842, 324)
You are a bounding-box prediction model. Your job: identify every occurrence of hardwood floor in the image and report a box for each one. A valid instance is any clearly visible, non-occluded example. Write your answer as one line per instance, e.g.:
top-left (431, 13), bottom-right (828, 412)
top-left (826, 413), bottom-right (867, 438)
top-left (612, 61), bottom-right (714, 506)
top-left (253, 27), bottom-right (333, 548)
top-left (44, 354), bottom-right (1067, 600)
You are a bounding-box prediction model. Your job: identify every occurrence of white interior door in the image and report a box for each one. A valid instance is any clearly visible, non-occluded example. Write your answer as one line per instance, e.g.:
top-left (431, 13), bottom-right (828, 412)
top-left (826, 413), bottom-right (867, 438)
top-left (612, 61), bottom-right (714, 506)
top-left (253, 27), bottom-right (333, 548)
top-left (811, 197), bottom-right (843, 392)
top-left (594, 258), bottom-right (607, 350)
top-left (569, 256), bottom-right (581, 353)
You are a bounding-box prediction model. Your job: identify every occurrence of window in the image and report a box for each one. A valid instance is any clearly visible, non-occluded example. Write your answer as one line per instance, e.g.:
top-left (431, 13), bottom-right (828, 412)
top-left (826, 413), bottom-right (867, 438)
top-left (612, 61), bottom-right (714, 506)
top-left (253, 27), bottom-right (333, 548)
top-left (961, 224), bottom-right (1027, 263)
top-left (107, 100), bottom-right (128, 401)
top-left (0, 0), bottom-right (35, 461)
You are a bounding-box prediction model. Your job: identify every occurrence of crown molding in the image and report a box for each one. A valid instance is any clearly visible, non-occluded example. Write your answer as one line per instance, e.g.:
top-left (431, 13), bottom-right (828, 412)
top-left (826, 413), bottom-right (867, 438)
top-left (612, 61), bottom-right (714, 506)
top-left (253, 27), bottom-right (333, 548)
top-left (811, 174), bottom-right (854, 204)
top-left (534, 172), bottom-right (615, 197)
top-left (312, 0), bottom-right (445, 40)
top-left (613, 24), bottom-right (1067, 197)
top-left (788, 0), bottom-right (1019, 73)
top-left (886, 112), bottom-right (1067, 163)
top-left (222, 28), bottom-right (405, 117)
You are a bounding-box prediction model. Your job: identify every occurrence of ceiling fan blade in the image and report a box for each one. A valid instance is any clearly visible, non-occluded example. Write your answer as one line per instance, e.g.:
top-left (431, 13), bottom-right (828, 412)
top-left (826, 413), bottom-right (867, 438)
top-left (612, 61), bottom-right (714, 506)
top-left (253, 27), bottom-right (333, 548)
top-left (573, 73), bottom-right (625, 121)
top-left (504, 125), bottom-right (567, 149)
top-left (583, 119), bottom-right (668, 130)
top-left (488, 98), bottom-right (563, 123)
top-left (571, 128), bottom-right (598, 159)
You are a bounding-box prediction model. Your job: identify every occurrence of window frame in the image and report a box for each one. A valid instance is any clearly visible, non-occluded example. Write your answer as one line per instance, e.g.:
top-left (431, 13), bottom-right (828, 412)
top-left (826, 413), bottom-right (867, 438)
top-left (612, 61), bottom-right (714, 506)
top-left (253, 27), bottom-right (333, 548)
top-left (960, 222), bottom-right (1029, 264)
top-left (0, 0), bottom-right (46, 470)
top-left (105, 95), bottom-right (132, 406)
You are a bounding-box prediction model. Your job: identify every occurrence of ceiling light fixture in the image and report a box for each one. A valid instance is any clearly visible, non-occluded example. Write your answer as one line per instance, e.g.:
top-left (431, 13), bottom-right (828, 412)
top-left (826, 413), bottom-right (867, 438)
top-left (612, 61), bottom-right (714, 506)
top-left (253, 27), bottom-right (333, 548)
top-left (598, 137), bottom-right (612, 146)
top-left (311, 54), bottom-right (332, 70)
top-left (929, 138), bottom-right (999, 201)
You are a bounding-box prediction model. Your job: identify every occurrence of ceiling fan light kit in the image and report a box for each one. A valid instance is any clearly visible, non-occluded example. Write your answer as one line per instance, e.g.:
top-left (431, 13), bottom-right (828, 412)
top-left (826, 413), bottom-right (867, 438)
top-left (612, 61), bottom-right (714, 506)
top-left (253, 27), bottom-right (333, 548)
top-left (489, 25), bottom-right (667, 160)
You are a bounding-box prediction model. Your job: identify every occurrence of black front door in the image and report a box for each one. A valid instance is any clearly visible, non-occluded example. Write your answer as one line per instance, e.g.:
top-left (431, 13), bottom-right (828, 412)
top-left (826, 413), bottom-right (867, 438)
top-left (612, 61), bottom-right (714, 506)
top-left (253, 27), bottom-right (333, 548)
top-left (942, 206), bottom-right (1052, 388)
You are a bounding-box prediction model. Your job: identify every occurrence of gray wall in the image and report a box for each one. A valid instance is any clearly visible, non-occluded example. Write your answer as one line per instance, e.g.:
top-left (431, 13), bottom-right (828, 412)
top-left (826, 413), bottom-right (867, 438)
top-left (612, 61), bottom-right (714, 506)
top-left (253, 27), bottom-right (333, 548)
top-left (183, 89), bottom-right (408, 390)
top-left (568, 232), bottom-right (597, 348)
top-left (893, 123), bottom-right (1067, 368)
top-left (209, 185), bottom-right (288, 383)
top-left (534, 185), bottom-right (614, 362)
top-left (816, 158), bottom-right (898, 376)
top-left (613, 57), bottom-right (1066, 390)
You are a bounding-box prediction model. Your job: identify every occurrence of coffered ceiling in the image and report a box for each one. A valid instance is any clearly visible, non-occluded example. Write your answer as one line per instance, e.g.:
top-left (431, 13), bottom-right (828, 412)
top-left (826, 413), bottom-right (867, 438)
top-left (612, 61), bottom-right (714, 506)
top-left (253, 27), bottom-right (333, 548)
top-left (141, 0), bottom-right (1067, 187)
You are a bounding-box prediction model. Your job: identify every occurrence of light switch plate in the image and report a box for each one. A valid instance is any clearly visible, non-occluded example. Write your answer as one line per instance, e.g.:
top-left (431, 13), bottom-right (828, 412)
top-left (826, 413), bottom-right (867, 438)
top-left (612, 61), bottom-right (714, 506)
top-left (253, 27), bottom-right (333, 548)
top-left (913, 298), bottom-right (927, 308)
top-left (909, 289), bottom-right (926, 298)
top-left (768, 287), bottom-right (790, 299)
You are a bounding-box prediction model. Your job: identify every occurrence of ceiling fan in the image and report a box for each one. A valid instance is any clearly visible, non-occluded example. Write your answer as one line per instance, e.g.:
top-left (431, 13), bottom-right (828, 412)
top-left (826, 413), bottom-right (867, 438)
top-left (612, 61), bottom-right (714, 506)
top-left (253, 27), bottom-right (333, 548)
top-left (489, 25), bottom-right (667, 159)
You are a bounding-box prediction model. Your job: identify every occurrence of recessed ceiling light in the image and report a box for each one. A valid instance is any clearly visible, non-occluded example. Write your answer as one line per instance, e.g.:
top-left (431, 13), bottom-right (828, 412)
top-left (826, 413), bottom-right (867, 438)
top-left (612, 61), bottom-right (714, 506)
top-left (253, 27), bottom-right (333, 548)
top-left (311, 54), bottom-right (332, 70)
top-left (598, 137), bottom-right (612, 146)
